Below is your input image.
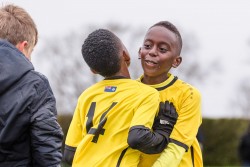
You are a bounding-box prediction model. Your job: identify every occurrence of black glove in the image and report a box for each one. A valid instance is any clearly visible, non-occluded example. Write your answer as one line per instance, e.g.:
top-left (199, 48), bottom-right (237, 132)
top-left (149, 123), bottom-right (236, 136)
top-left (153, 101), bottom-right (178, 139)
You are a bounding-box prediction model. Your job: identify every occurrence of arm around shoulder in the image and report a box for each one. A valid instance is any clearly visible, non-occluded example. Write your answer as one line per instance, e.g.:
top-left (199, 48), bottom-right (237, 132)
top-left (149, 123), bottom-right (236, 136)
top-left (128, 125), bottom-right (168, 154)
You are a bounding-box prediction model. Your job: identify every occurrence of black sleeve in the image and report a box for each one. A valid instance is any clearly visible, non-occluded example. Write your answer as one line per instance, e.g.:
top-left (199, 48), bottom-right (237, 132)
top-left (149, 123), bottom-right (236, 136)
top-left (127, 125), bottom-right (169, 154)
top-left (63, 145), bottom-right (77, 165)
top-left (30, 76), bottom-right (64, 167)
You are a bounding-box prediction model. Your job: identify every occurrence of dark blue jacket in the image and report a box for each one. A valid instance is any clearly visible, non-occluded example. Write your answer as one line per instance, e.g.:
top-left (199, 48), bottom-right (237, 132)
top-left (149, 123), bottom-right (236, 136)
top-left (0, 40), bottom-right (63, 167)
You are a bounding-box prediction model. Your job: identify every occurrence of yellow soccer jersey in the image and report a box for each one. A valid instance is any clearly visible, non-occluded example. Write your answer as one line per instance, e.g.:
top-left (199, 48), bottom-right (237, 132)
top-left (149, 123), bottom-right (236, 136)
top-left (65, 77), bottom-right (160, 167)
top-left (137, 73), bottom-right (203, 167)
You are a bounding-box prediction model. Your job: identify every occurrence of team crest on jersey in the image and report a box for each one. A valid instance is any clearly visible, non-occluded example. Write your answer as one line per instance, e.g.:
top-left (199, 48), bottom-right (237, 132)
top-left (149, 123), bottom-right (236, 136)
top-left (104, 86), bottom-right (117, 92)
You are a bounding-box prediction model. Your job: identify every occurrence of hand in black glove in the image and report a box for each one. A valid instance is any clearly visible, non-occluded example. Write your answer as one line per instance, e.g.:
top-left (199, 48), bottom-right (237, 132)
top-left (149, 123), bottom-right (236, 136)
top-left (153, 101), bottom-right (178, 139)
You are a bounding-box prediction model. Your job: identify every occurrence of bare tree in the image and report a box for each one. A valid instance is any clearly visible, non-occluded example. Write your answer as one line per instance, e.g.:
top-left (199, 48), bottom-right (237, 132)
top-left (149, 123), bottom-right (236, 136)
top-left (231, 78), bottom-right (250, 118)
top-left (35, 31), bottom-right (92, 113)
top-left (172, 31), bottom-right (220, 84)
top-left (227, 38), bottom-right (250, 118)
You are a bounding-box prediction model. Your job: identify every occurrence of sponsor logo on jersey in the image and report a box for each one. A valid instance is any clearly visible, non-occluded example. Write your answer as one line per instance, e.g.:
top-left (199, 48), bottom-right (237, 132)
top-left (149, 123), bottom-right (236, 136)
top-left (104, 86), bottom-right (117, 92)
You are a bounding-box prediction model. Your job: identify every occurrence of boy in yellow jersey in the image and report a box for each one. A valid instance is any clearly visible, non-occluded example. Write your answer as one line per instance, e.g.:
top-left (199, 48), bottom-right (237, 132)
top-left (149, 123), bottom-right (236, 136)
top-left (63, 29), bottom-right (178, 167)
top-left (137, 21), bottom-right (203, 167)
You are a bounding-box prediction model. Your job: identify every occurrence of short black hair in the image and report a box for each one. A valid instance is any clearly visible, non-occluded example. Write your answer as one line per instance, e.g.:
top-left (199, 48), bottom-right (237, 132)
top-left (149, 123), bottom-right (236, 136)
top-left (151, 21), bottom-right (182, 54)
top-left (81, 29), bottom-right (122, 77)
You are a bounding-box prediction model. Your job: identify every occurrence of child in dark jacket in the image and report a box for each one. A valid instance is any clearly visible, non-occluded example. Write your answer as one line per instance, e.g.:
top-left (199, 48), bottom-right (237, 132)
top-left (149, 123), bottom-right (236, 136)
top-left (0, 4), bottom-right (63, 167)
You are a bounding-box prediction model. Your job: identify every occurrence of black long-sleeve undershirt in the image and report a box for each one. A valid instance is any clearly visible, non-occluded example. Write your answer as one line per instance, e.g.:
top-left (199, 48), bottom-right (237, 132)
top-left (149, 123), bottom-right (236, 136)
top-left (127, 125), bottom-right (169, 154)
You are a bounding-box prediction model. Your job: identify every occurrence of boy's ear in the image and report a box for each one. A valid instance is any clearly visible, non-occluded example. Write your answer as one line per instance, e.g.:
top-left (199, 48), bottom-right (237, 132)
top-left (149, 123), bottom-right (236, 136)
top-left (123, 49), bottom-right (131, 67)
top-left (16, 41), bottom-right (28, 53)
top-left (138, 47), bottom-right (141, 59)
top-left (90, 68), bottom-right (98, 74)
top-left (172, 56), bottom-right (182, 68)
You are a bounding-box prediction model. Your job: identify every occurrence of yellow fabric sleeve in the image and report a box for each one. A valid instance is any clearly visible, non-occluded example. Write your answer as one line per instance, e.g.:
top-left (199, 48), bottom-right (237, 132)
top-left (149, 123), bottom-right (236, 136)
top-left (152, 143), bottom-right (186, 167)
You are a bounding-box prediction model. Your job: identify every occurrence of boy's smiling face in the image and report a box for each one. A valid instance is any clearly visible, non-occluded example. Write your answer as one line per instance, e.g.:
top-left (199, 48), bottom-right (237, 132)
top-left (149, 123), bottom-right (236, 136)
top-left (139, 25), bottom-right (181, 80)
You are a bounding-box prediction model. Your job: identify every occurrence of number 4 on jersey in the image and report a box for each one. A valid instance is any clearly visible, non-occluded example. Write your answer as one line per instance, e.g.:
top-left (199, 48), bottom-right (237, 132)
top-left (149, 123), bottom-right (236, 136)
top-left (86, 102), bottom-right (117, 143)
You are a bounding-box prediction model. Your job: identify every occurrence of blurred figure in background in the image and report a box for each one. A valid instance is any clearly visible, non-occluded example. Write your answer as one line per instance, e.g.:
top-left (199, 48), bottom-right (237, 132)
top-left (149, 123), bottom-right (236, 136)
top-left (238, 124), bottom-right (250, 167)
top-left (197, 127), bottom-right (204, 152)
top-left (0, 4), bottom-right (63, 166)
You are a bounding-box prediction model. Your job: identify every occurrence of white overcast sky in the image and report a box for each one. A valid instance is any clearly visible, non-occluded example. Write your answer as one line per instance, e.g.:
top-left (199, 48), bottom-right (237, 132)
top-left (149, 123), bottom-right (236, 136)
top-left (2, 0), bottom-right (250, 118)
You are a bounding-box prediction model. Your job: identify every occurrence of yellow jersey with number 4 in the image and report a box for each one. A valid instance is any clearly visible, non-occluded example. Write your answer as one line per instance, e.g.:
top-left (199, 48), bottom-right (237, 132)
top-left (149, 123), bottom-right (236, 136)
top-left (65, 77), bottom-right (160, 167)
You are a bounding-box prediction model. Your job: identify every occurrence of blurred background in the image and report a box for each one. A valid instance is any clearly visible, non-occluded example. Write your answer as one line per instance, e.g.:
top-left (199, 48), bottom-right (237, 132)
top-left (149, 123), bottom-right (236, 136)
top-left (2, 0), bottom-right (250, 166)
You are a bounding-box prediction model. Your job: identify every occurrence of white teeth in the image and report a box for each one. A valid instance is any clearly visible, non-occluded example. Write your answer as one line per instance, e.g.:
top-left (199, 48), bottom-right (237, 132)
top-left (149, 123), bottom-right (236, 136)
top-left (145, 60), bottom-right (157, 65)
top-left (148, 61), bottom-right (155, 64)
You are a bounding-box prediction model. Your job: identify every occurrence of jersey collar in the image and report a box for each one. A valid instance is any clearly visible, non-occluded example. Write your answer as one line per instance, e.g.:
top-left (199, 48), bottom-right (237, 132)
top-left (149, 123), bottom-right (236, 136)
top-left (137, 73), bottom-right (178, 91)
top-left (104, 76), bottom-right (129, 80)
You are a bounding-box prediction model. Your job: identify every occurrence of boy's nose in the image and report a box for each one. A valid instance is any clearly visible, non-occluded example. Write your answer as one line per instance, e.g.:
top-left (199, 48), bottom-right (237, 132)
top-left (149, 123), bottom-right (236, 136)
top-left (149, 46), bottom-right (157, 57)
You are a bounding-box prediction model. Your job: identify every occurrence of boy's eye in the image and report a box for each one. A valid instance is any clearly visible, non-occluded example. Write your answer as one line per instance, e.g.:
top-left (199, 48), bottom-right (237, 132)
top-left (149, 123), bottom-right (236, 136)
top-left (143, 44), bottom-right (151, 49)
top-left (160, 48), bottom-right (168, 52)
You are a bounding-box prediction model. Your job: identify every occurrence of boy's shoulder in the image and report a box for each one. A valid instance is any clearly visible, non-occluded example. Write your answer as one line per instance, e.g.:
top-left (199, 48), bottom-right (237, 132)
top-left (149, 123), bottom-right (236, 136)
top-left (174, 78), bottom-right (201, 96)
top-left (20, 70), bottom-right (53, 95)
top-left (28, 70), bottom-right (51, 86)
top-left (82, 78), bottom-right (159, 96)
top-left (175, 78), bottom-right (198, 88)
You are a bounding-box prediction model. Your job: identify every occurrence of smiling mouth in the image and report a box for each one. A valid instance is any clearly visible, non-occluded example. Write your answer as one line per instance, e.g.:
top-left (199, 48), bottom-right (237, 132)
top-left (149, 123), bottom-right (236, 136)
top-left (145, 59), bottom-right (157, 65)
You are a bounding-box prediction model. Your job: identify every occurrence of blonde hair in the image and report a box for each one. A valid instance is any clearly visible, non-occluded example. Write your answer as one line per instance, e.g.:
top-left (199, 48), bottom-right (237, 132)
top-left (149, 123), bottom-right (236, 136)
top-left (0, 4), bottom-right (38, 47)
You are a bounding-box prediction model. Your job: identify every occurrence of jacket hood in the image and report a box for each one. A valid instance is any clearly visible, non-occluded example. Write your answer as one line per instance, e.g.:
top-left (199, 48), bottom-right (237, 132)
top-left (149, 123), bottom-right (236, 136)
top-left (0, 39), bottom-right (34, 94)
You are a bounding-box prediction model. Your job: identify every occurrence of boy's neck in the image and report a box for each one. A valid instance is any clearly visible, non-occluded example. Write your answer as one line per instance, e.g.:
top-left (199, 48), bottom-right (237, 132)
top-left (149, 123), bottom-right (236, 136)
top-left (142, 73), bottom-right (169, 85)
top-left (104, 76), bottom-right (129, 80)
top-left (105, 71), bottom-right (131, 80)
